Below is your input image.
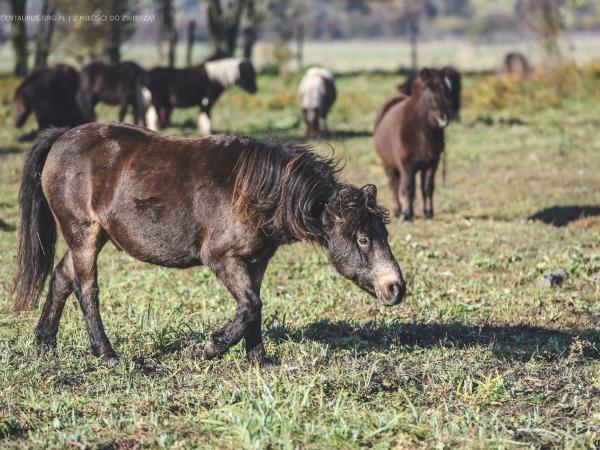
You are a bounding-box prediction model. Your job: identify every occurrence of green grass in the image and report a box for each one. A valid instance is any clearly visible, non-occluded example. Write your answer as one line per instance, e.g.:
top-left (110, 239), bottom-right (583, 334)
top-left (0, 65), bottom-right (599, 449)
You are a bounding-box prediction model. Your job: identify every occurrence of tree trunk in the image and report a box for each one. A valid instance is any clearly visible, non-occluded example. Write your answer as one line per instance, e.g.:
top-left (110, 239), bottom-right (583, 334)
top-left (242, 0), bottom-right (257, 59)
top-left (207, 0), bottom-right (248, 58)
top-left (105, 0), bottom-right (128, 63)
top-left (34, 0), bottom-right (56, 67)
top-left (186, 20), bottom-right (195, 66)
top-left (409, 19), bottom-right (419, 71)
top-left (10, 0), bottom-right (28, 76)
top-left (295, 21), bottom-right (304, 69)
top-left (158, 0), bottom-right (176, 66)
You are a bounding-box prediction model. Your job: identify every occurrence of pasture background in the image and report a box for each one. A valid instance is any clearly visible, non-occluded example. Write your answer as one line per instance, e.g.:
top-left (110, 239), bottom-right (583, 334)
top-left (0, 41), bottom-right (599, 448)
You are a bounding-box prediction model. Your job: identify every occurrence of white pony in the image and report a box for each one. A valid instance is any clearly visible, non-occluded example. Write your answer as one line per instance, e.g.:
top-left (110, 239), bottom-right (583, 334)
top-left (298, 67), bottom-right (337, 137)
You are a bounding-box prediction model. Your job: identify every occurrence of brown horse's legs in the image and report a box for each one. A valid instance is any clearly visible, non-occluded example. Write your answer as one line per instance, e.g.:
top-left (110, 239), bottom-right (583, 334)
top-left (385, 166), bottom-right (401, 217)
top-left (69, 228), bottom-right (116, 365)
top-left (204, 258), bottom-right (266, 363)
top-left (421, 166), bottom-right (436, 219)
top-left (118, 102), bottom-right (128, 122)
top-left (35, 251), bottom-right (74, 348)
top-left (398, 168), bottom-right (416, 221)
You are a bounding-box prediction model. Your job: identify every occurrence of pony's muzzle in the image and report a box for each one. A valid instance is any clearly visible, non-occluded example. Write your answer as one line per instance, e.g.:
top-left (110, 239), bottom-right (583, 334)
top-left (376, 279), bottom-right (406, 306)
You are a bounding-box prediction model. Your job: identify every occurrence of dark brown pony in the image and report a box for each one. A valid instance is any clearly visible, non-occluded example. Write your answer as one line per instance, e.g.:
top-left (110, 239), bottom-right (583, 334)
top-left (504, 52), bottom-right (531, 79)
top-left (77, 61), bottom-right (148, 125)
top-left (13, 64), bottom-right (87, 132)
top-left (374, 68), bottom-right (450, 221)
top-left (14, 123), bottom-right (405, 366)
top-left (145, 58), bottom-right (257, 135)
top-left (398, 66), bottom-right (461, 121)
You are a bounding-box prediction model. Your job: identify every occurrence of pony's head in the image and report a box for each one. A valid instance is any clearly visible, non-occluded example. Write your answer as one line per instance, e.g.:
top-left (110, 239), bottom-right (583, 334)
top-left (412, 68), bottom-right (451, 129)
top-left (323, 184), bottom-right (406, 306)
top-left (13, 89), bottom-right (31, 128)
top-left (238, 59), bottom-right (257, 94)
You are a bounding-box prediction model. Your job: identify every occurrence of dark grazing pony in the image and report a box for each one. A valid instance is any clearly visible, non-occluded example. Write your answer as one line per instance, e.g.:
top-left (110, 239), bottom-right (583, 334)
top-left (13, 64), bottom-right (87, 133)
top-left (374, 68), bottom-right (450, 221)
top-left (504, 52), bottom-right (531, 79)
top-left (398, 66), bottom-right (461, 121)
top-left (77, 61), bottom-right (149, 126)
top-left (145, 58), bottom-right (257, 136)
top-left (14, 122), bottom-right (405, 366)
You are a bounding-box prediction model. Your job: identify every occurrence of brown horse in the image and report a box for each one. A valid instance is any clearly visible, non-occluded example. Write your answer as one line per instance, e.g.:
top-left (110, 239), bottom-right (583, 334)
top-left (504, 52), bottom-right (531, 79)
top-left (374, 68), bottom-right (450, 221)
top-left (14, 123), bottom-right (406, 366)
top-left (77, 61), bottom-right (148, 125)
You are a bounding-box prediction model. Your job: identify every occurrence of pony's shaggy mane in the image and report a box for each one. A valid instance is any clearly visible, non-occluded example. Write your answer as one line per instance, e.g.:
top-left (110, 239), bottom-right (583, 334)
top-left (232, 136), bottom-right (340, 243)
top-left (230, 135), bottom-right (389, 244)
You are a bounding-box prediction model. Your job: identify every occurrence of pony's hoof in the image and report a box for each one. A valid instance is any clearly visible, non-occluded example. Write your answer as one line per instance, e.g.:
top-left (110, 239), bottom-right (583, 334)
top-left (424, 210), bottom-right (434, 220)
top-left (204, 341), bottom-right (221, 360)
top-left (246, 345), bottom-right (269, 365)
top-left (105, 356), bottom-right (119, 368)
top-left (34, 333), bottom-right (57, 350)
top-left (402, 214), bottom-right (413, 223)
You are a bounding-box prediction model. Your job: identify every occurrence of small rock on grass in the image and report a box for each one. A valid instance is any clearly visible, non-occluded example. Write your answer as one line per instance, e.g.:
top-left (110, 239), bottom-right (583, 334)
top-left (538, 269), bottom-right (568, 289)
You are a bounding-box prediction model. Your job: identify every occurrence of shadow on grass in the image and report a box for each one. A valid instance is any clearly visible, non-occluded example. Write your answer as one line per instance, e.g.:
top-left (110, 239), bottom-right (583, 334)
top-left (529, 205), bottom-right (600, 227)
top-left (0, 218), bottom-right (15, 232)
top-left (266, 319), bottom-right (600, 361)
top-left (0, 146), bottom-right (24, 155)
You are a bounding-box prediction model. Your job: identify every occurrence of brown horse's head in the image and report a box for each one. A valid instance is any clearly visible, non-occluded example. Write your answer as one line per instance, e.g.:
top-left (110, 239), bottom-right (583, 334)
top-left (412, 68), bottom-right (450, 129)
top-left (13, 90), bottom-right (31, 128)
top-left (324, 184), bottom-right (406, 306)
top-left (238, 59), bottom-right (257, 94)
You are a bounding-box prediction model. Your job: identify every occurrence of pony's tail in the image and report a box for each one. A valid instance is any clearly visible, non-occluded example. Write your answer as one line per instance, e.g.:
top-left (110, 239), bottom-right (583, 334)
top-left (13, 127), bottom-right (67, 312)
top-left (442, 151), bottom-right (447, 186)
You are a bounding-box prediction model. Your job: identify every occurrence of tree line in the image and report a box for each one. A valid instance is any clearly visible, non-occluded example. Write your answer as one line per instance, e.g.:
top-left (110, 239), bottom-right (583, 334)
top-left (4, 0), bottom-right (596, 76)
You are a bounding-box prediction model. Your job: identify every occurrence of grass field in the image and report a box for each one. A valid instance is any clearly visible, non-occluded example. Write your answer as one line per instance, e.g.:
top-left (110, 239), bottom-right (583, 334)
top-left (0, 61), bottom-right (599, 449)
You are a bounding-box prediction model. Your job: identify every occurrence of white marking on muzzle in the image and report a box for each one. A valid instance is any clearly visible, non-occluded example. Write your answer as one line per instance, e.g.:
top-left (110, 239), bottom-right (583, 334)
top-left (436, 114), bottom-right (448, 128)
top-left (198, 112), bottom-right (211, 136)
top-left (444, 76), bottom-right (452, 92)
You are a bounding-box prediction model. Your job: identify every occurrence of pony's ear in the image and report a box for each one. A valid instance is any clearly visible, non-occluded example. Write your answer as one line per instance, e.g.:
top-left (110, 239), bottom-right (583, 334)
top-left (419, 68), bottom-right (433, 83)
top-left (361, 184), bottom-right (377, 204)
top-left (337, 185), bottom-right (355, 204)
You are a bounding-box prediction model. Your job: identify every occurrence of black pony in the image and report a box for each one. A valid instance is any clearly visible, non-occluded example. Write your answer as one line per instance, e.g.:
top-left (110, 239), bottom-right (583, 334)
top-left (77, 61), bottom-right (149, 125)
top-left (13, 64), bottom-right (87, 135)
top-left (14, 123), bottom-right (405, 365)
top-left (145, 57), bottom-right (257, 135)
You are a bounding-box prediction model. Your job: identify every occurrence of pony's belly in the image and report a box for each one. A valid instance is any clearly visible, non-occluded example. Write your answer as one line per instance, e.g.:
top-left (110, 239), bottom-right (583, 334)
top-left (102, 204), bottom-right (203, 269)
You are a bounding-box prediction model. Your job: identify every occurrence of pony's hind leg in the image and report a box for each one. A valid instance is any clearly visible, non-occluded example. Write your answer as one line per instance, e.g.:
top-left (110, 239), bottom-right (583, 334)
top-left (68, 224), bottom-right (117, 365)
top-left (35, 251), bottom-right (75, 349)
top-left (118, 102), bottom-right (129, 122)
top-left (421, 165), bottom-right (437, 219)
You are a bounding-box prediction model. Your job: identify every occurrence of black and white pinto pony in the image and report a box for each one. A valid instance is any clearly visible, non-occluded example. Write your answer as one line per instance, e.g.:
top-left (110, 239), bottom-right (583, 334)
top-left (144, 57), bottom-right (257, 136)
top-left (76, 61), bottom-right (152, 127)
top-left (298, 67), bottom-right (337, 137)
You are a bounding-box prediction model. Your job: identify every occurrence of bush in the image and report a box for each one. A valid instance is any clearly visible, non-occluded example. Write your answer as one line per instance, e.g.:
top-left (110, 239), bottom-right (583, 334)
top-left (466, 61), bottom-right (600, 113)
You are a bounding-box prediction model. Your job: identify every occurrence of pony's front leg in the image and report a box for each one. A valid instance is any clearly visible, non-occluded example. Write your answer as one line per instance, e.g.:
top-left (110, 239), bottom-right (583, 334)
top-left (198, 107), bottom-right (212, 137)
top-left (204, 258), bottom-right (266, 363)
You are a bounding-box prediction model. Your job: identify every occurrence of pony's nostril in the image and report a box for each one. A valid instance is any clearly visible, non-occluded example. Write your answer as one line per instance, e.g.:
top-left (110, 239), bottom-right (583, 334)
top-left (387, 282), bottom-right (405, 302)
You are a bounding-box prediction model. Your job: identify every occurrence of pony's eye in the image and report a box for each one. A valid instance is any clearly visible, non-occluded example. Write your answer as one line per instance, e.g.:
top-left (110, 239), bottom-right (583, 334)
top-left (357, 236), bottom-right (370, 247)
